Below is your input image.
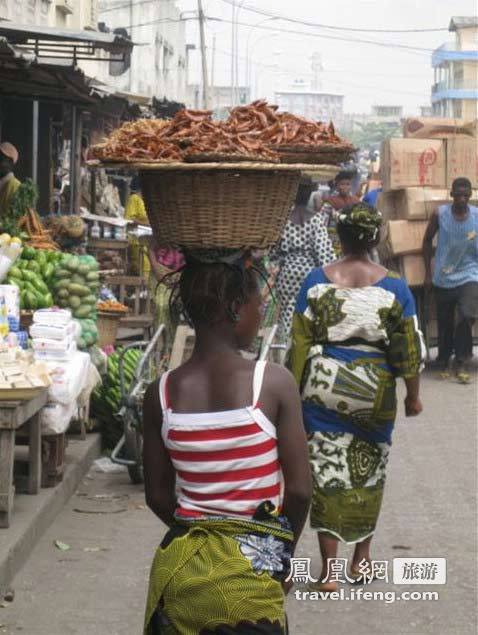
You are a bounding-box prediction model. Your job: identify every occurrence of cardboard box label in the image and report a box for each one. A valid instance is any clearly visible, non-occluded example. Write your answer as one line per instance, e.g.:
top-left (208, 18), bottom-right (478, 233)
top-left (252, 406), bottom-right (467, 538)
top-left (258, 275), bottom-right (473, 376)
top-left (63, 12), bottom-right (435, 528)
top-left (382, 139), bottom-right (446, 191)
top-left (446, 137), bottom-right (478, 188)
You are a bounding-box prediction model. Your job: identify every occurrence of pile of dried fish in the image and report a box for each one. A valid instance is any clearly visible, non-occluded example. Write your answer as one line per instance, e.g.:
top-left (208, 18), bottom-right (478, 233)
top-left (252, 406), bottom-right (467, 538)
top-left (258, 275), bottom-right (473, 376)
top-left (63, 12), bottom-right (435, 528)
top-left (90, 101), bottom-right (354, 164)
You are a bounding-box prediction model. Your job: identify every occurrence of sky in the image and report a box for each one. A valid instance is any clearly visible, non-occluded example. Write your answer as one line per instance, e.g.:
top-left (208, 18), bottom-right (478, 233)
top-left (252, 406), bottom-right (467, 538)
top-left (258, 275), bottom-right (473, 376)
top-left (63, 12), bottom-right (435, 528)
top-left (178, 0), bottom-right (477, 115)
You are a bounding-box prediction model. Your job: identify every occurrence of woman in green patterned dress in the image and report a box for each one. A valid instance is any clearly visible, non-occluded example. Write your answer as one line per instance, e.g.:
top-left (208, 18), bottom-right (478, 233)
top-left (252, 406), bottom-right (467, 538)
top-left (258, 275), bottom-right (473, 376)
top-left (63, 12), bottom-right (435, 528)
top-left (288, 203), bottom-right (425, 589)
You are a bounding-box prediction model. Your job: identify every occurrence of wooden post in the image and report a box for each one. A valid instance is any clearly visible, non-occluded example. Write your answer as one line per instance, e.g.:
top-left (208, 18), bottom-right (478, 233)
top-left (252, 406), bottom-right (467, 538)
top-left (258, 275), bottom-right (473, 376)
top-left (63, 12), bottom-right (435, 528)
top-left (197, 0), bottom-right (210, 109)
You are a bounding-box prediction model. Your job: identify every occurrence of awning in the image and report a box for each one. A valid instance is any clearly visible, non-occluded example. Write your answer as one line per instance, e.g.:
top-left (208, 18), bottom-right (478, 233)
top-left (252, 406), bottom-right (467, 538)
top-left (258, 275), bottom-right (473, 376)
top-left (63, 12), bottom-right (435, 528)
top-left (0, 22), bottom-right (133, 63)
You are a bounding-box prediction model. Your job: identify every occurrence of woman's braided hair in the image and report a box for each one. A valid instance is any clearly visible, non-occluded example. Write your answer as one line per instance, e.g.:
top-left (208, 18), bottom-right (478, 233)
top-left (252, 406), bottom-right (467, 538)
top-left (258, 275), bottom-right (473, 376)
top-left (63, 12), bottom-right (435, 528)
top-left (336, 202), bottom-right (383, 253)
top-left (168, 249), bottom-right (262, 326)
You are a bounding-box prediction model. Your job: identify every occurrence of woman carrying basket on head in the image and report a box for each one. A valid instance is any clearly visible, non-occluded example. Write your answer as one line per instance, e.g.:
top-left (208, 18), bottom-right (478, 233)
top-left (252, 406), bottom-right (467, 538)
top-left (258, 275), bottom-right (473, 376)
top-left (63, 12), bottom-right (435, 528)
top-left (288, 203), bottom-right (425, 589)
top-left (142, 250), bottom-right (311, 634)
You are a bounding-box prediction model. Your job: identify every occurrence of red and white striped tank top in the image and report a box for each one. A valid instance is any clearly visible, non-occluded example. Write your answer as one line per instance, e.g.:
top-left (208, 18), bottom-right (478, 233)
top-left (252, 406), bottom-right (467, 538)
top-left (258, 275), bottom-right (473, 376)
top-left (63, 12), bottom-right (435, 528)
top-left (159, 361), bottom-right (283, 519)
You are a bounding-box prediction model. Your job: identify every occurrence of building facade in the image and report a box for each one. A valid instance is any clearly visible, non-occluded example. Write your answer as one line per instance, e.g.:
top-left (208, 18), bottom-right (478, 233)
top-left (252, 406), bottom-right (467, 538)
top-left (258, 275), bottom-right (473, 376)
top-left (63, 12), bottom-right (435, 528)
top-left (0, 0), bottom-right (97, 29)
top-left (432, 16), bottom-right (478, 119)
top-left (92, 0), bottom-right (187, 102)
top-left (274, 88), bottom-right (344, 125)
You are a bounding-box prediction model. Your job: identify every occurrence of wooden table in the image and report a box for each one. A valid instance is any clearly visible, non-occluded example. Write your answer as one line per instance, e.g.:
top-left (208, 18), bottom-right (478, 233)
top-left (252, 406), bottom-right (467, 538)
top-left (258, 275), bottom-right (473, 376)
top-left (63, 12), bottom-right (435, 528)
top-left (0, 391), bottom-right (48, 528)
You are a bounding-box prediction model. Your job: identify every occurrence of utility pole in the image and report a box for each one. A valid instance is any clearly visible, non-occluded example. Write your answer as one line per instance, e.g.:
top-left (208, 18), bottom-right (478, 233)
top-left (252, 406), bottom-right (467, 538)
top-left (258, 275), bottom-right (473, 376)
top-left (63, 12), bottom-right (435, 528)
top-left (211, 34), bottom-right (216, 90)
top-left (197, 0), bottom-right (210, 109)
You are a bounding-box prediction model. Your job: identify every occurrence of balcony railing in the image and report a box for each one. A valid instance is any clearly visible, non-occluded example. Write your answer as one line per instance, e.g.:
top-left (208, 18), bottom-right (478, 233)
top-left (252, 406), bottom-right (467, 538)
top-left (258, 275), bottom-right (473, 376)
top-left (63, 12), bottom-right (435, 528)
top-left (432, 42), bottom-right (478, 67)
top-left (432, 78), bottom-right (478, 93)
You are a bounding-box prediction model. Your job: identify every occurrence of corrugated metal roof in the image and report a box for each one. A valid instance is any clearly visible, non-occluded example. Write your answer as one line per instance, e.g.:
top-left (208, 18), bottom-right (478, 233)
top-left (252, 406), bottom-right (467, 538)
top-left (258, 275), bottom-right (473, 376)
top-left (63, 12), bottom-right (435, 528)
top-left (449, 16), bottom-right (478, 31)
top-left (0, 22), bottom-right (133, 54)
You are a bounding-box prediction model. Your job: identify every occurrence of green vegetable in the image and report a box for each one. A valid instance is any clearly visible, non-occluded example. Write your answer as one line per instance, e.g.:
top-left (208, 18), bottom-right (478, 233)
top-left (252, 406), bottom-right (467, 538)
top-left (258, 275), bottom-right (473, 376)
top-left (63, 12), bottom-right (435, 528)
top-left (21, 270), bottom-right (36, 283)
top-left (25, 291), bottom-right (38, 310)
top-left (68, 283), bottom-right (89, 297)
top-left (69, 295), bottom-right (81, 309)
top-left (54, 279), bottom-right (70, 291)
top-left (78, 264), bottom-right (90, 276)
top-left (57, 288), bottom-right (69, 299)
top-left (77, 337), bottom-right (86, 350)
top-left (42, 263), bottom-right (54, 280)
top-left (73, 305), bottom-right (94, 319)
top-left (86, 271), bottom-right (100, 282)
top-left (71, 273), bottom-right (86, 285)
top-left (2, 179), bottom-right (39, 236)
top-left (31, 278), bottom-right (48, 295)
top-left (66, 256), bottom-right (80, 272)
top-left (35, 250), bottom-right (47, 267)
top-left (9, 266), bottom-right (22, 279)
top-left (83, 294), bottom-right (97, 306)
top-left (22, 247), bottom-right (36, 261)
top-left (55, 268), bottom-right (71, 279)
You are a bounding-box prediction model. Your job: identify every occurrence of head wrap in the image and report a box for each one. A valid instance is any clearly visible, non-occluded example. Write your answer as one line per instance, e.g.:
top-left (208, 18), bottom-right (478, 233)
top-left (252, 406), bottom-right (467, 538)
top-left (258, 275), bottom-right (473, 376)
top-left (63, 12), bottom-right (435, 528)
top-left (0, 142), bottom-right (19, 165)
top-left (337, 203), bottom-right (383, 243)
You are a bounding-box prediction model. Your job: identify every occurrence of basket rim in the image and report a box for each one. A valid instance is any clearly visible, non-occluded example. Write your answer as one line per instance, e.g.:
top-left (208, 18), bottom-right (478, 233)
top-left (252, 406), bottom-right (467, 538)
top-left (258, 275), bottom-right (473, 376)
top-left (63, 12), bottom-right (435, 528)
top-left (87, 160), bottom-right (340, 172)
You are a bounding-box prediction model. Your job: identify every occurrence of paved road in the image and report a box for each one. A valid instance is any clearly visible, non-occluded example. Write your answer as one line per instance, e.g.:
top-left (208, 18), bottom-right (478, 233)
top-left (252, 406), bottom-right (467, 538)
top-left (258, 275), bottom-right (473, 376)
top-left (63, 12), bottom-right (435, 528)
top-left (1, 371), bottom-right (476, 635)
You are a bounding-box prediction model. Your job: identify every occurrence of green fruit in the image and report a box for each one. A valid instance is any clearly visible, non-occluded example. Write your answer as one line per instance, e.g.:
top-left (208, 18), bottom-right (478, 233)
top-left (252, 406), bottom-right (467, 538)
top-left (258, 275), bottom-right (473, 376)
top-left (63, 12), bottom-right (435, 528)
top-left (35, 250), bottom-right (47, 266)
top-left (20, 289), bottom-right (28, 309)
top-left (73, 305), bottom-right (94, 319)
top-left (21, 270), bottom-right (36, 283)
top-left (54, 279), bottom-right (70, 291)
top-left (17, 260), bottom-right (28, 270)
top-left (27, 260), bottom-right (41, 274)
top-left (31, 278), bottom-right (49, 295)
top-left (68, 283), bottom-right (89, 297)
top-left (86, 271), bottom-right (100, 282)
top-left (78, 264), bottom-right (90, 276)
top-left (44, 292), bottom-right (53, 307)
top-left (42, 263), bottom-right (54, 280)
top-left (25, 291), bottom-right (38, 310)
top-left (22, 247), bottom-right (36, 260)
top-left (84, 332), bottom-right (96, 347)
top-left (57, 298), bottom-right (69, 308)
top-left (56, 268), bottom-right (71, 279)
top-left (57, 288), bottom-right (69, 299)
top-left (8, 278), bottom-right (23, 291)
top-left (9, 266), bottom-right (22, 279)
top-left (69, 295), bottom-right (81, 309)
top-left (66, 256), bottom-right (80, 272)
top-left (71, 273), bottom-right (86, 285)
top-left (77, 337), bottom-right (86, 350)
top-left (83, 294), bottom-right (97, 306)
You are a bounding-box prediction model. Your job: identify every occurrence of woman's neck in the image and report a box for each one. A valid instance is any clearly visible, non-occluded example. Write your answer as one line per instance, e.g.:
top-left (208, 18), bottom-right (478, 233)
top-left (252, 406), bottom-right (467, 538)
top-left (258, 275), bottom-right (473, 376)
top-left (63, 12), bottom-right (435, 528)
top-left (340, 251), bottom-right (371, 263)
top-left (193, 324), bottom-right (239, 358)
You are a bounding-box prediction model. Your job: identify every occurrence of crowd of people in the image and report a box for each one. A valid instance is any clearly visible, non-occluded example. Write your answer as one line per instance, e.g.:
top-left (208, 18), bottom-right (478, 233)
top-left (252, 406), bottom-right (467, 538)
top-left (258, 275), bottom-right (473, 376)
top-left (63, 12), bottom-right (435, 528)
top-left (138, 171), bottom-right (477, 634)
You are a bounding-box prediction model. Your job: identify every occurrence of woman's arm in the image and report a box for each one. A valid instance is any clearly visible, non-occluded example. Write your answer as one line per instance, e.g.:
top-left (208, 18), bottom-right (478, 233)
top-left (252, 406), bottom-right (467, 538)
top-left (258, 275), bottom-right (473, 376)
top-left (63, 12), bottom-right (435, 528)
top-left (287, 274), bottom-right (315, 385)
top-left (143, 380), bottom-right (177, 527)
top-left (268, 364), bottom-right (311, 547)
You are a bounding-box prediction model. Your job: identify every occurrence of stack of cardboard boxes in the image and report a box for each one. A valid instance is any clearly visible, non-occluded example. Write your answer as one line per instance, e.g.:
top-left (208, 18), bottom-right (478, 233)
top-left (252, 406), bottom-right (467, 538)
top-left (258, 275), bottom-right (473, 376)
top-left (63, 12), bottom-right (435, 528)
top-left (378, 117), bottom-right (478, 287)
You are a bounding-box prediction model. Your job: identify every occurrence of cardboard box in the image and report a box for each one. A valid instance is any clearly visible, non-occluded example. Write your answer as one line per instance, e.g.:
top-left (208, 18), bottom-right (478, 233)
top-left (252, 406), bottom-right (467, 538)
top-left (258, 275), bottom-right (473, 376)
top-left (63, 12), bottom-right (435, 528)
top-left (403, 117), bottom-right (477, 139)
top-left (376, 190), bottom-right (398, 221)
top-left (381, 138), bottom-right (446, 191)
top-left (380, 220), bottom-right (428, 258)
top-left (446, 137), bottom-right (478, 188)
top-left (399, 254), bottom-right (427, 287)
top-left (396, 188), bottom-right (450, 220)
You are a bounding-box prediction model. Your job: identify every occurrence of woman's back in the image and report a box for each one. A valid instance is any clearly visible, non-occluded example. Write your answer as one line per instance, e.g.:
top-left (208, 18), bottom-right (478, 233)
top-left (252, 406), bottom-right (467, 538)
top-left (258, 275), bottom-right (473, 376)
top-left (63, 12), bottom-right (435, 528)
top-left (160, 361), bottom-right (282, 519)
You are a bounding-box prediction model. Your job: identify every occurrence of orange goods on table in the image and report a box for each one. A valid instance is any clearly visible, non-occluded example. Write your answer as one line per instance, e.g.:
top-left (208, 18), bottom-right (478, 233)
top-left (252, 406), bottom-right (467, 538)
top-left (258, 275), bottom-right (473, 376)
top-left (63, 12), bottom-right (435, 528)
top-left (18, 208), bottom-right (60, 251)
top-left (97, 299), bottom-right (128, 314)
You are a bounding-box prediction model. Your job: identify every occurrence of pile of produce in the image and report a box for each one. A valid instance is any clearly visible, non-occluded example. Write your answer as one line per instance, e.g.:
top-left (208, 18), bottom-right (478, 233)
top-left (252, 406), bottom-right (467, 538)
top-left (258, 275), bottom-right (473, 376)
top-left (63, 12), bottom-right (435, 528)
top-left (90, 348), bottom-right (142, 448)
top-left (44, 215), bottom-right (86, 245)
top-left (1, 179), bottom-right (38, 237)
top-left (51, 254), bottom-right (100, 349)
top-left (6, 247), bottom-right (62, 310)
top-left (18, 201), bottom-right (60, 251)
top-left (90, 101), bottom-right (353, 165)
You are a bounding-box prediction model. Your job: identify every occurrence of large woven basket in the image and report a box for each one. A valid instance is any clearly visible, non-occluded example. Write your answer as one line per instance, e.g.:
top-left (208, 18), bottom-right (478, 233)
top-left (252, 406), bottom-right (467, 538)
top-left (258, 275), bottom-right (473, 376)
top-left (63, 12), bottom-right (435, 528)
top-left (97, 312), bottom-right (121, 347)
top-left (140, 164), bottom-right (301, 249)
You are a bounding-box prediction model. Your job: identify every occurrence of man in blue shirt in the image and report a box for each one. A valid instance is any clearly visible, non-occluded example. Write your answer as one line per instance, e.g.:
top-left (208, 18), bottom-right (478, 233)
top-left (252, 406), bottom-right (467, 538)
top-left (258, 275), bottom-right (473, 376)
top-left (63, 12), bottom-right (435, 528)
top-left (423, 177), bottom-right (478, 382)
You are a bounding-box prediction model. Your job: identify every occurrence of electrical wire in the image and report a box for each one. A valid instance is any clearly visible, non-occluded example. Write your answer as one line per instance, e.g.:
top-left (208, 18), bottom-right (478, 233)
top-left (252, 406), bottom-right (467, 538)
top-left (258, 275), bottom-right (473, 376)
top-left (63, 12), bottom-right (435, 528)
top-left (216, 0), bottom-right (448, 33)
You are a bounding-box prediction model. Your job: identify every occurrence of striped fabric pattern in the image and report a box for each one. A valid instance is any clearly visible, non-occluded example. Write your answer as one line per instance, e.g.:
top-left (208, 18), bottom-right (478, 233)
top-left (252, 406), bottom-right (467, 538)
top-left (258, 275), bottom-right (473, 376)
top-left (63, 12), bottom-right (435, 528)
top-left (159, 362), bottom-right (282, 518)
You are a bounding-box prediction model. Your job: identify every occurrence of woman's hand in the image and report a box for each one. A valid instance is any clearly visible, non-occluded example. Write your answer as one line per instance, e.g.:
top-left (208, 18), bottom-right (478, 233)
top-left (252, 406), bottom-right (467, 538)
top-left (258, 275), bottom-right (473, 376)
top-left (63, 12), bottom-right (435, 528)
top-left (282, 579), bottom-right (294, 596)
top-left (404, 395), bottom-right (423, 417)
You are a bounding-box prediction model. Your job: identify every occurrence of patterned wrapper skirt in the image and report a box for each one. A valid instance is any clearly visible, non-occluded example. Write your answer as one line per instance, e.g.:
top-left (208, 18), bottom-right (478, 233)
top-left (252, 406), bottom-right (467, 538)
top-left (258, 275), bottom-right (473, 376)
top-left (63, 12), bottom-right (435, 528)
top-left (144, 510), bottom-right (293, 635)
top-left (308, 430), bottom-right (389, 544)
